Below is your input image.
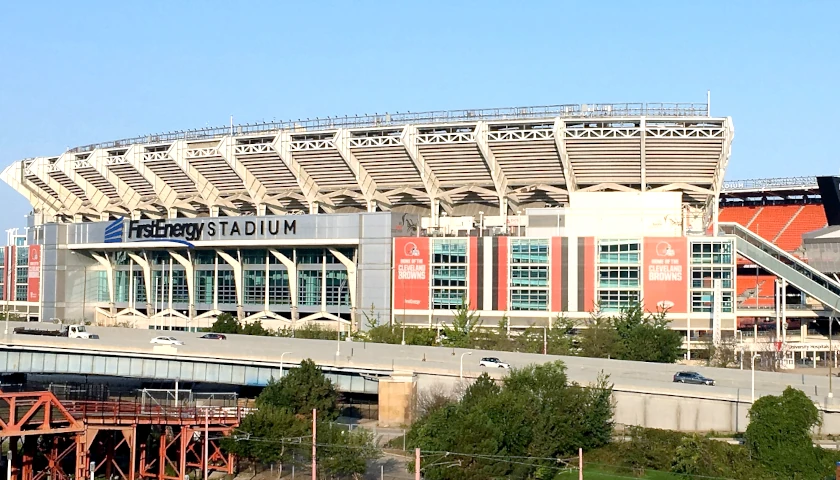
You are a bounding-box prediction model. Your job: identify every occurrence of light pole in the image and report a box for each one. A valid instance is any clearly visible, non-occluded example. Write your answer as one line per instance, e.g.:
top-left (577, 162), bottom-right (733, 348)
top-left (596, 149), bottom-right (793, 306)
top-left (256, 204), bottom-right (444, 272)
top-left (337, 280), bottom-right (347, 356)
top-left (751, 353), bottom-right (760, 403)
top-left (478, 211), bottom-right (484, 237)
top-left (830, 315), bottom-right (836, 397)
top-left (280, 351), bottom-right (292, 378)
top-left (460, 351), bottom-right (472, 379)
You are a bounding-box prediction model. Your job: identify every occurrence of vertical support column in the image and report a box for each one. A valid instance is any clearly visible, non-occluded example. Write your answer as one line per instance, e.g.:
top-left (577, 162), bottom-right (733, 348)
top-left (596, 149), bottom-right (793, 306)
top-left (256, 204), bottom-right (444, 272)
top-left (169, 251), bottom-right (196, 323)
top-left (178, 428), bottom-right (189, 480)
top-left (321, 251), bottom-right (327, 315)
top-left (129, 253), bottom-right (154, 315)
top-left (328, 248), bottom-right (356, 330)
top-left (639, 117), bottom-right (646, 191)
top-left (129, 426), bottom-right (137, 480)
top-left (216, 249), bottom-right (244, 320)
top-left (269, 249), bottom-right (298, 322)
top-left (157, 430), bottom-right (166, 480)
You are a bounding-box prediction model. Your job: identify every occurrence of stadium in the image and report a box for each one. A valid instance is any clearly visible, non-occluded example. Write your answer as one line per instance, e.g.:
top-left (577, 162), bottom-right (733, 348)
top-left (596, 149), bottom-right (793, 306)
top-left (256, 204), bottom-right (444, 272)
top-left (2, 101), bottom-right (839, 357)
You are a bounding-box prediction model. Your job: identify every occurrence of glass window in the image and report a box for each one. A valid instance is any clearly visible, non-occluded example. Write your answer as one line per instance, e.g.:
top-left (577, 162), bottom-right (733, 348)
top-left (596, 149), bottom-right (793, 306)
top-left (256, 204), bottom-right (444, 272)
top-left (217, 270), bottom-right (237, 305)
top-left (194, 251), bottom-right (216, 265)
top-left (691, 241), bottom-right (733, 265)
top-left (268, 270), bottom-right (290, 305)
top-left (597, 290), bottom-right (640, 312)
top-left (16, 267), bottom-right (28, 284)
top-left (94, 271), bottom-right (108, 302)
top-left (16, 247), bottom-right (28, 266)
top-left (244, 270), bottom-right (266, 305)
top-left (241, 249), bottom-right (266, 265)
top-left (14, 237), bottom-right (25, 247)
top-left (133, 270), bottom-right (146, 304)
top-left (432, 266), bottom-right (467, 287)
top-left (297, 249), bottom-right (323, 264)
top-left (432, 289), bottom-right (465, 309)
top-left (195, 270), bottom-right (214, 305)
top-left (691, 291), bottom-right (734, 313)
top-left (269, 250), bottom-right (293, 265)
top-left (433, 239), bottom-right (467, 264)
top-left (16, 284), bottom-right (28, 302)
top-left (510, 289), bottom-right (548, 311)
top-left (326, 270), bottom-right (350, 306)
top-left (510, 239), bottom-right (548, 264)
top-left (598, 266), bottom-right (640, 288)
top-left (691, 267), bottom-right (733, 289)
top-left (298, 270), bottom-right (322, 306)
top-left (510, 266), bottom-right (548, 288)
top-left (115, 271), bottom-right (129, 303)
top-left (598, 240), bottom-right (641, 264)
top-left (172, 270), bottom-right (188, 303)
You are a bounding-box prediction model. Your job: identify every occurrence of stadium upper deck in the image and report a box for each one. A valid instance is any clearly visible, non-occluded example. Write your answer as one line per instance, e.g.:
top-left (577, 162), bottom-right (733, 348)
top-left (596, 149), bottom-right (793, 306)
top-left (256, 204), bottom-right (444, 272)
top-left (2, 102), bottom-right (732, 224)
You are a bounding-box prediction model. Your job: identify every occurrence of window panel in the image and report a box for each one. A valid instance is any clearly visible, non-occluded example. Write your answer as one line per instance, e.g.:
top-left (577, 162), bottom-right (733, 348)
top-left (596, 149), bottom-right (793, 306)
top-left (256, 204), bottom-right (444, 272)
top-left (268, 270), bottom-right (290, 305)
top-left (326, 270), bottom-right (350, 306)
top-left (298, 270), bottom-right (322, 306)
top-left (217, 270), bottom-right (236, 305)
top-left (244, 270), bottom-right (265, 305)
top-left (597, 290), bottom-right (640, 312)
top-left (195, 270), bottom-right (214, 305)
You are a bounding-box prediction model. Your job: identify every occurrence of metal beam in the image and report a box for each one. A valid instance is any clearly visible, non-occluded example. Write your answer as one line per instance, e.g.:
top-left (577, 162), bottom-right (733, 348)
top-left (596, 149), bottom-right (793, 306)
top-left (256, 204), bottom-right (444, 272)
top-left (474, 122), bottom-right (512, 215)
top-left (217, 136), bottom-right (268, 211)
top-left (334, 129), bottom-right (391, 211)
top-left (271, 132), bottom-right (332, 214)
top-left (0, 162), bottom-right (61, 216)
top-left (553, 119), bottom-right (578, 192)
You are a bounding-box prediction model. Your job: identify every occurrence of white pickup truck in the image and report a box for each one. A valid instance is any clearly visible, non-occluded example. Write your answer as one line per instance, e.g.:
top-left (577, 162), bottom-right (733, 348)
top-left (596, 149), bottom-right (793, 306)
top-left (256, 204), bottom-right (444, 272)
top-left (14, 325), bottom-right (98, 339)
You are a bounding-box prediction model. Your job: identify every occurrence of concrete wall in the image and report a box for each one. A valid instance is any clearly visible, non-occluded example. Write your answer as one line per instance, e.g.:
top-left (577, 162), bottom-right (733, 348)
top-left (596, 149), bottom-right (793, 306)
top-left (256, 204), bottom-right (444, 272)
top-left (566, 192), bottom-right (683, 238)
top-left (378, 375), bottom-right (416, 427)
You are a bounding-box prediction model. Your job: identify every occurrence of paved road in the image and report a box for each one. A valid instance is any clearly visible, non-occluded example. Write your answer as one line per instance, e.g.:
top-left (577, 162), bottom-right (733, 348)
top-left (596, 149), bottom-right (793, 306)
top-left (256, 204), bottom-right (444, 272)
top-left (3, 322), bottom-right (840, 403)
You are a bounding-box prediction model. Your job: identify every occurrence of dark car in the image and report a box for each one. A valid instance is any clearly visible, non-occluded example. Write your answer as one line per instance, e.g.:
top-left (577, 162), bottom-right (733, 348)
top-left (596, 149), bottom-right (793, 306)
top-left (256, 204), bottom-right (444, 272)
top-left (200, 333), bottom-right (227, 340)
top-left (673, 371), bottom-right (715, 386)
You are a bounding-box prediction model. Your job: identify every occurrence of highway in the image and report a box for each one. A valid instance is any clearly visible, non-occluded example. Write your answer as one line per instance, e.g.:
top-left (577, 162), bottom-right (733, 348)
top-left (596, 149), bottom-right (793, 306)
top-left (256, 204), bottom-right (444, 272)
top-left (2, 321), bottom-right (838, 402)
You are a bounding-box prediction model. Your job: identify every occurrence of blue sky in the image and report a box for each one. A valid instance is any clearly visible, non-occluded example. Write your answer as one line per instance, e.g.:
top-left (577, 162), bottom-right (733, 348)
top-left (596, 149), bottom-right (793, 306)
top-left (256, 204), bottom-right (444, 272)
top-left (0, 1), bottom-right (837, 230)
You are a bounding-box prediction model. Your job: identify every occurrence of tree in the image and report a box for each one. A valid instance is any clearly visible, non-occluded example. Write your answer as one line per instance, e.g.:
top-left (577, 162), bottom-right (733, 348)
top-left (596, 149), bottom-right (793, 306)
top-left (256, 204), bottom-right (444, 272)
top-left (315, 424), bottom-right (380, 479)
top-left (408, 361), bottom-right (613, 480)
top-left (241, 320), bottom-right (272, 336)
top-left (220, 405), bottom-right (306, 465)
top-left (744, 386), bottom-right (827, 478)
top-left (441, 298), bottom-right (482, 348)
top-left (210, 313), bottom-right (240, 334)
top-left (578, 313), bottom-right (621, 359)
top-left (257, 358), bottom-right (340, 419)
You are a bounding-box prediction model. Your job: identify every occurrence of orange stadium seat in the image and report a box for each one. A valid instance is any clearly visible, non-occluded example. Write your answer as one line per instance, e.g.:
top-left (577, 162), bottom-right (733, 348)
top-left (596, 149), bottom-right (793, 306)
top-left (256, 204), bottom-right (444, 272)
top-left (749, 205), bottom-right (801, 243)
top-left (718, 205), bottom-right (761, 226)
top-left (736, 274), bottom-right (776, 307)
top-left (775, 205), bottom-right (828, 253)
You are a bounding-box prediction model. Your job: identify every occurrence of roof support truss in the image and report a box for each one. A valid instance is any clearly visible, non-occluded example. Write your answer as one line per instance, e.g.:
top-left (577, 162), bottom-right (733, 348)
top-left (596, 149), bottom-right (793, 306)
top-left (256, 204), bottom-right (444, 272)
top-left (553, 119), bottom-right (578, 192)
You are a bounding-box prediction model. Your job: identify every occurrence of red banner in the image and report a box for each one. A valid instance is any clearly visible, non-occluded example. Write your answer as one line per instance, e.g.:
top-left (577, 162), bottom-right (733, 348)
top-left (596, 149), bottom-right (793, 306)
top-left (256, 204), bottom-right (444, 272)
top-left (643, 238), bottom-right (687, 313)
top-left (393, 238), bottom-right (429, 310)
top-left (27, 245), bottom-right (41, 302)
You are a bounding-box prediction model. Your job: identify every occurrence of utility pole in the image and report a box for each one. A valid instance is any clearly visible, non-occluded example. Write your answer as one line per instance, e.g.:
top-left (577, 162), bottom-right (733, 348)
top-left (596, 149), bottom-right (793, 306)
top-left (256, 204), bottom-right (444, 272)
top-left (415, 448), bottom-right (420, 480)
top-left (312, 409), bottom-right (317, 480)
top-left (203, 408), bottom-right (209, 480)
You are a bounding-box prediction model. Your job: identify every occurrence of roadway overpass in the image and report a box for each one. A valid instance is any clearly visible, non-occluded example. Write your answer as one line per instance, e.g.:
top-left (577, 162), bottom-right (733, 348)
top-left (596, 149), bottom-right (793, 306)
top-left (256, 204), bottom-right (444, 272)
top-left (5, 323), bottom-right (840, 433)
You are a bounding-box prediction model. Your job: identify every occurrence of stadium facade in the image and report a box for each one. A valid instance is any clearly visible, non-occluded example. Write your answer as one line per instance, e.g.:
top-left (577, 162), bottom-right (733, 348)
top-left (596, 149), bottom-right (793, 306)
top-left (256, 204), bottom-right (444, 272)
top-left (3, 101), bottom-right (839, 349)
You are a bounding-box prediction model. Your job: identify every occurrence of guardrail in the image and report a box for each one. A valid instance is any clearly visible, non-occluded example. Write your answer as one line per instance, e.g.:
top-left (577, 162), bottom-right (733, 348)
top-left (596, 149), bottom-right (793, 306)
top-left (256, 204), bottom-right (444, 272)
top-left (67, 102), bottom-right (709, 153)
top-left (63, 401), bottom-right (246, 422)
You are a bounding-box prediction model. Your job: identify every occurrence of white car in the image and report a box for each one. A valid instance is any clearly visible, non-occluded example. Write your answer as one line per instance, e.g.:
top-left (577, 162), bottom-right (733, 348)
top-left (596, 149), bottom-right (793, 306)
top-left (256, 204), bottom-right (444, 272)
top-left (479, 357), bottom-right (510, 369)
top-left (150, 336), bottom-right (184, 346)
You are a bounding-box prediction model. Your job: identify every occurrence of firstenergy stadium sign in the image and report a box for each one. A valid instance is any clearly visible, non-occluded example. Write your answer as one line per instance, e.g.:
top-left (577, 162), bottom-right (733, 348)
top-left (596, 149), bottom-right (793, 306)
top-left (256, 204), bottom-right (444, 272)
top-left (105, 217), bottom-right (298, 244)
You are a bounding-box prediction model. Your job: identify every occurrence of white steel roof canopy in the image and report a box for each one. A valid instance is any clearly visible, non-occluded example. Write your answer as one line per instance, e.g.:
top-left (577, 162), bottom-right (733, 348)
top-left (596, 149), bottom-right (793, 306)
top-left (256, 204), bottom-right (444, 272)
top-left (1, 102), bottom-right (733, 223)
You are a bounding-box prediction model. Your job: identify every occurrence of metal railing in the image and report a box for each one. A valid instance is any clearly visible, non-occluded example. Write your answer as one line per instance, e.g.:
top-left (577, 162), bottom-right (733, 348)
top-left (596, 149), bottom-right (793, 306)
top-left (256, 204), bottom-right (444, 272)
top-left (67, 102), bottom-right (709, 153)
top-left (722, 176), bottom-right (819, 193)
top-left (63, 400), bottom-right (246, 422)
